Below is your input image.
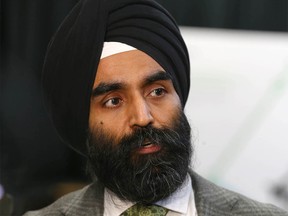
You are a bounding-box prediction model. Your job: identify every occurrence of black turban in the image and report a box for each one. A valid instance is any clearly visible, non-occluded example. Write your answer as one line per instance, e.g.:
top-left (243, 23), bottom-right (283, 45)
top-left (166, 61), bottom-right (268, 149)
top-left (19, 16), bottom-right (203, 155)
top-left (42, 0), bottom-right (190, 155)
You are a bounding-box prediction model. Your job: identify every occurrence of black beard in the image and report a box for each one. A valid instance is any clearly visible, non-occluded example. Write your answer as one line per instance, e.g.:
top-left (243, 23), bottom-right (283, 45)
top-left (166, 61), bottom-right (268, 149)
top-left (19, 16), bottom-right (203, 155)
top-left (87, 110), bottom-right (192, 204)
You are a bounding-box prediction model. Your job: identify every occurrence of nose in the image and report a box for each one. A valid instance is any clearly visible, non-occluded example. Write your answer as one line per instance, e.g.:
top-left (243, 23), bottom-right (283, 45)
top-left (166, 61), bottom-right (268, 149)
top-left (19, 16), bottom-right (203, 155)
top-left (129, 96), bottom-right (154, 128)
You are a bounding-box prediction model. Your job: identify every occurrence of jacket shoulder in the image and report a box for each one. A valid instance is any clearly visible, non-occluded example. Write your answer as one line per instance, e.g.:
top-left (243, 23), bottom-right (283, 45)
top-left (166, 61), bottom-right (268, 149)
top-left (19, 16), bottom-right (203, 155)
top-left (190, 172), bottom-right (288, 216)
top-left (23, 189), bottom-right (81, 216)
top-left (23, 182), bottom-right (104, 216)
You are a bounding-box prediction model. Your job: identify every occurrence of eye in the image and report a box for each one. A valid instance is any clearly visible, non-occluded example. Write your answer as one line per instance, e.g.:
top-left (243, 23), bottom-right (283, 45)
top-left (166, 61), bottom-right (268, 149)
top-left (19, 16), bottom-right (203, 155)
top-left (104, 97), bottom-right (122, 108)
top-left (150, 88), bottom-right (167, 97)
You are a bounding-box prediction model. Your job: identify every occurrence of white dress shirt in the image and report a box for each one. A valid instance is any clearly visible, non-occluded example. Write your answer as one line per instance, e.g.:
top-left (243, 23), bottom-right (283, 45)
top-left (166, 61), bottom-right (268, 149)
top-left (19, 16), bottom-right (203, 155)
top-left (103, 175), bottom-right (198, 216)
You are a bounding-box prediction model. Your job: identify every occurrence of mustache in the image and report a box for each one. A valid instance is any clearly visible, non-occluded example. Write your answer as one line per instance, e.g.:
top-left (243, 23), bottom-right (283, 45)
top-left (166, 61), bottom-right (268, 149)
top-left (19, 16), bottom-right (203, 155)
top-left (116, 124), bottom-right (184, 152)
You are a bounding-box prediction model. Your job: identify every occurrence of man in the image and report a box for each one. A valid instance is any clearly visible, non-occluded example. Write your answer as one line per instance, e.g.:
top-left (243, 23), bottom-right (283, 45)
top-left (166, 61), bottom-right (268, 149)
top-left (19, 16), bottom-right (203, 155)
top-left (24, 0), bottom-right (288, 215)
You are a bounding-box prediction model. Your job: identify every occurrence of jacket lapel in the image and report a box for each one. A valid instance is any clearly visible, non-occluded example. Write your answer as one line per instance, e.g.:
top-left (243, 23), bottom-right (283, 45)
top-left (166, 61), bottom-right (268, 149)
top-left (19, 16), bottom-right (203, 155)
top-left (191, 171), bottom-right (239, 216)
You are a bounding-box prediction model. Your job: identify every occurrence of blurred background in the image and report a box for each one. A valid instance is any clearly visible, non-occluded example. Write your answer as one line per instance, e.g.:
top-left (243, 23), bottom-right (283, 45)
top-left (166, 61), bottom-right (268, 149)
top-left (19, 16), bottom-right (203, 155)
top-left (1, 0), bottom-right (288, 215)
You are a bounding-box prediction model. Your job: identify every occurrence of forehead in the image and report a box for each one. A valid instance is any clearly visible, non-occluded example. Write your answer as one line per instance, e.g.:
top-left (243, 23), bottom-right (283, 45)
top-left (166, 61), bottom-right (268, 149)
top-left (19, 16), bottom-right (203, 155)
top-left (93, 50), bottom-right (164, 87)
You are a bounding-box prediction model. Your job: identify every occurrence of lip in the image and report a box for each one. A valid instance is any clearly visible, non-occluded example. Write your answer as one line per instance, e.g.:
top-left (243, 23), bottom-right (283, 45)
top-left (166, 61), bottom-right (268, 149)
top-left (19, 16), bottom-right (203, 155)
top-left (136, 143), bottom-right (161, 154)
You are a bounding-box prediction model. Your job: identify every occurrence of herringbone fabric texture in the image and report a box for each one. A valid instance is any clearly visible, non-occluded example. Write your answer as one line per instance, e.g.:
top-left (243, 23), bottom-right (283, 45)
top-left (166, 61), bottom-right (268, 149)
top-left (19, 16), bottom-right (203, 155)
top-left (121, 203), bottom-right (168, 216)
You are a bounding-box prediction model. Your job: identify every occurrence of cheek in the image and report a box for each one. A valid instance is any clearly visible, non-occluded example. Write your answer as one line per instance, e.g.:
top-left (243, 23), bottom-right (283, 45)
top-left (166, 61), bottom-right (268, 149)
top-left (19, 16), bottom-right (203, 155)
top-left (156, 108), bottom-right (178, 125)
top-left (90, 115), bottom-right (128, 140)
top-left (88, 111), bottom-right (107, 136)
top-left (151, 96), bottom-right (181, 126)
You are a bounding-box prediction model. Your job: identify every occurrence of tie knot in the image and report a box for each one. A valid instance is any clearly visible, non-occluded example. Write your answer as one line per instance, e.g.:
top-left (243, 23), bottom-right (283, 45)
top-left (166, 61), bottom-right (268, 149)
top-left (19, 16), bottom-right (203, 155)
top-left (121, 203), bottom-right (168, 216)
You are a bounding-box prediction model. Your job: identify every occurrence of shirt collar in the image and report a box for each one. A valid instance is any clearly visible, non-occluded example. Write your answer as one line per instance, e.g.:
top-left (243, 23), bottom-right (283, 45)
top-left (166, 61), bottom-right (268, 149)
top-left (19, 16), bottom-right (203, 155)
top-left (104, 175), bottom-right (193, 215)
top-left (156, 175), bottom-right (192, 214)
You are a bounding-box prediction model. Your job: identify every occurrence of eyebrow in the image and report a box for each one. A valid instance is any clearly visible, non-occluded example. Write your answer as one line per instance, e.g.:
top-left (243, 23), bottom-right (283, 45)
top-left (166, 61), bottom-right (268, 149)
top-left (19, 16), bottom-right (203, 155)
top-left (143, 71), bottom-right (172, 87)
top-left (91, 82), bottom-right (124, 97)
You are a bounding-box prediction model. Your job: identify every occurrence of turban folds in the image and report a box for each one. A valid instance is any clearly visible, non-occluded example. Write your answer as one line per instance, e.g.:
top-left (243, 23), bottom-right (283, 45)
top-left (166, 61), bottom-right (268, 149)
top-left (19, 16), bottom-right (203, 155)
top-left (42, 0), bottom-right (190, 155)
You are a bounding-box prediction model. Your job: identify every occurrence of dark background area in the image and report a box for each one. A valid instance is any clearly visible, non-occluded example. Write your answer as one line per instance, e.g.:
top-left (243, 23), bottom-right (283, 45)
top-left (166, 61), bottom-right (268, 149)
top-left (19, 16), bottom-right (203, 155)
top-left (1, 0), bottom-right (288, 215)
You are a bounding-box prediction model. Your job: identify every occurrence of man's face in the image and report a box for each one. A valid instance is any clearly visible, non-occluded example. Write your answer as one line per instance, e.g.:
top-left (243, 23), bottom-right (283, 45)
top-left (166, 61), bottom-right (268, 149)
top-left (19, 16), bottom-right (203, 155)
top-left (89, 50), bottom-right (182, 144)
top-left (88, 50), bottom-right (192, 203)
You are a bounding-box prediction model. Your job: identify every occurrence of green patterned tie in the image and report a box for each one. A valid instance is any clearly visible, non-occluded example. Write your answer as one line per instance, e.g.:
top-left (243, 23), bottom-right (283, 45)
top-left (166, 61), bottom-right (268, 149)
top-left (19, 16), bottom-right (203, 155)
top-left (121, 203), bottom-right (168, 216)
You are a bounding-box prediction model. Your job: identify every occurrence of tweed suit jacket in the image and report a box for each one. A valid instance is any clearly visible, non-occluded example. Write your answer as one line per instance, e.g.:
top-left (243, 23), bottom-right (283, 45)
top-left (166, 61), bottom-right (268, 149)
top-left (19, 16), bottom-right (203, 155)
top-left (24, 172), bottom-right (288, 216)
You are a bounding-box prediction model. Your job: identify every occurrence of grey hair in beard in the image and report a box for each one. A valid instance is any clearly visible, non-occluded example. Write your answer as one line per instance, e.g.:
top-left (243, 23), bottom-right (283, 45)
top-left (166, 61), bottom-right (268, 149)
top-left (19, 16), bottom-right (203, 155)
top-left (86, 110), bottom-right (192, 204)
